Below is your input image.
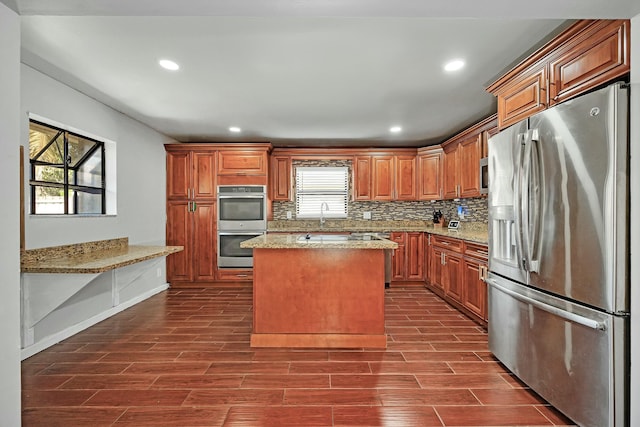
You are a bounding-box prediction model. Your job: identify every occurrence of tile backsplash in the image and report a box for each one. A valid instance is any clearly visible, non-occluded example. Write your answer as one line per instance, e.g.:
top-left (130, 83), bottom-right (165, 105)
top-left (272, 159), bottom-right (488, 223)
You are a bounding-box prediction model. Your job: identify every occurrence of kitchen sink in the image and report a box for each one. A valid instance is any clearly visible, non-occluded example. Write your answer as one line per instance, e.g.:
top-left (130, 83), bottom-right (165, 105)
top-left (296, 233), bottom-right (383, 242)
top-left (296, 234), bottom-right (350, 242)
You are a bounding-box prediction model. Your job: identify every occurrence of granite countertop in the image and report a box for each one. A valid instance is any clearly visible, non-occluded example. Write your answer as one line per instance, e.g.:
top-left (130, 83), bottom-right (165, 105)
top-left (21, 237), bottom-right (183, 274)
top-left (240, 233), bottom-right (398, 250)
top-left (267, 220), bottom-right (488, 245)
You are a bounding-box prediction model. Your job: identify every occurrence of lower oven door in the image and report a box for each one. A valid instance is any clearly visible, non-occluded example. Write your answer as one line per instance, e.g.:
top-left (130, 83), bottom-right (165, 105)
top-left (218, 232), bottom-right (263, 268)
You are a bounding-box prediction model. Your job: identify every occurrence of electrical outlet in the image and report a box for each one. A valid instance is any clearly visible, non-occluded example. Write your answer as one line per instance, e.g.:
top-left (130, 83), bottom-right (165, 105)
top-left (286, 211), bottom-right (292, 219)
top-left (156, 267), bottom-right (162, 278)
top-left (363, 211), bottom-right (371, 220)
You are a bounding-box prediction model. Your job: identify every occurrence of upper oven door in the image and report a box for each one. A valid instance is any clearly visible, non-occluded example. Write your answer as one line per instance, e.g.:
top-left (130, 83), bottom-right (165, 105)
top-left (217, 193), bottom-right (266, 230)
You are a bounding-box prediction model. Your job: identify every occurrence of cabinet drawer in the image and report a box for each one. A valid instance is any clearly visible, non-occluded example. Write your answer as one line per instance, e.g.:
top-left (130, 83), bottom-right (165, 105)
top-left (465, 242), bottom-right (489, 260)
top-left (216, 269), bottom-right (253, 281)
top-left (431, 235), bottom-right (463, 252)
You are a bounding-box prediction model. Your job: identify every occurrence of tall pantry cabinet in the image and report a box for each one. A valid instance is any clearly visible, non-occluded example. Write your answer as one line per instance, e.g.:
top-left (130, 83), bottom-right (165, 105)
top-left (165, 146), bottom-right (217, 283)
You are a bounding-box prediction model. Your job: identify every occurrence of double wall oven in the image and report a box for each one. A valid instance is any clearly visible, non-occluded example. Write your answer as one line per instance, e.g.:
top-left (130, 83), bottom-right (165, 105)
top-left (217, 185), bottom-right (267, 268)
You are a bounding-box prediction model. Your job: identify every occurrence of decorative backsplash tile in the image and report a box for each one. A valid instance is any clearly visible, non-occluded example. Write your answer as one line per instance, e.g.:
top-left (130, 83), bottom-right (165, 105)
top-left (272, 159), bottom-right (488, 223)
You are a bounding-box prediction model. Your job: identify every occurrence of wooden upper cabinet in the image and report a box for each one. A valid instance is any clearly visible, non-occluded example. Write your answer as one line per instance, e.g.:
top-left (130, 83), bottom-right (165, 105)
top-left (192, 152), bottom-right (216, 199)
top-left (353, 156), bottom-right (372, 201)
top-left (270, 156), bottom-right (292, 201)
top-left (495, 65), bottom-right (548, 129)
top-left (371, 156), bottom-right (394, 201)
top-left (442, 145), bottom-right (459, 199)
top-left (488, 20), bottom-right (630, 129)
top-left (548, 20), bottom-right (630, 105)
top-left (440, 115), bottom-right (495, 200)
top-left (394, 155), bottom-right (416, 200)
top-left (218, 150), bottom-right (268, 175)
top-left (166, 148), bottom-right (216, 200)
top-left (166, 151), bottom-right (191, 200)
top-left (458, 134), bottom-right (482, 198)
top-left (417, 148), bottom-right (443, 200)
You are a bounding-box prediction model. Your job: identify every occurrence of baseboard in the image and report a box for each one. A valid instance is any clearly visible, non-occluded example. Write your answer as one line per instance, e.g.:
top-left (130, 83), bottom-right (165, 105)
top-left (21, 283), bottom-right (169, 360)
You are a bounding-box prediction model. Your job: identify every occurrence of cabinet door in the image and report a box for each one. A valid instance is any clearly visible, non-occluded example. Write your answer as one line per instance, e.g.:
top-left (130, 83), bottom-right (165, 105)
top-left (405, 232), bottom-right (424, 280)
top-left (192, 152), bottom-right (216, 199)
top-left (424, 234), bottom-right (431, 283)
top-left (462, 257), bottom-right (487, 322)
top-left (394, 155), bottom-right (416, 200)
top-left (390, 232), bottom-right (406, 281)
top-left (192, 201), bottom-right (216, 281)
top-left (166, 201), bottom-right (193, 282)
top-left (429, 246), bottom-right (445, 292)
top-left (218, 151), bottom-right (267, 175)
top-left (371, 156), bottom-right (394, 201)
top-left (442, 147), bottom-right (459, 199)
top-left (353, 156), bottom-right (372, 200)
top-left (496, 65), bottom-right (547, 129)
top-left (418, 151), bottom-right (443, 200)
top-left (270, 156), bottom-right (292, 201)
top-left (166, 151), bottom-right (191, 200)
top-left (549, 20), bottom-right (629, 106)
top-left (443, 252), bottom-right (462, 303)
top-left (458, 134), bottom-right (481, 198)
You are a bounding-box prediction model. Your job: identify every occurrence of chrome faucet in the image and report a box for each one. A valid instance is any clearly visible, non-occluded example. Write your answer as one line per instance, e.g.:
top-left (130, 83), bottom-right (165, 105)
top-left (320, 202), bottom-right (329, 227)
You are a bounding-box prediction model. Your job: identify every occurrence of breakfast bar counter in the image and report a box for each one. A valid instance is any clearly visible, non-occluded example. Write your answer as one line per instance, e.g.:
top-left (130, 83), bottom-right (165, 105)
top-left (241, 233), bottom-right (397, 349)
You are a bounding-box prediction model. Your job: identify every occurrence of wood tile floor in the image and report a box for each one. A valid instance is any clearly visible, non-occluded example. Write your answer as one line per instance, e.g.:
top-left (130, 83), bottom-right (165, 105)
top-left (22, 286), bottom-right (576, 426)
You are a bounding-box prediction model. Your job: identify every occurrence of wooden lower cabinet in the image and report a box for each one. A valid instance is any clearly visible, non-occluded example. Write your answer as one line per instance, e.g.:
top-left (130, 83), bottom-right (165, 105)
top-left (425, 233), bottom-right (488, 326)
top-left (167, 200), bottom-right (216, 283)
top-left (391, 232), bottom-right (424, 284)
top-left (462, 258), bottom-right (488, 322)
top-left (442, 251), bottom-right (463, 303)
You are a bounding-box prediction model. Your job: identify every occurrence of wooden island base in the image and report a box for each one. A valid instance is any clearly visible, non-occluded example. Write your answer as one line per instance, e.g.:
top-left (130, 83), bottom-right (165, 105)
top-left (251, 247), bottom-right (386, 348)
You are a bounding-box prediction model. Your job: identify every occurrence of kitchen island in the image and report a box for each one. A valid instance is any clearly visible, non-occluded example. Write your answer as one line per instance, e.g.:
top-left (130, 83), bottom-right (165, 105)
top-left (241, 233), bottom-right (397, 348)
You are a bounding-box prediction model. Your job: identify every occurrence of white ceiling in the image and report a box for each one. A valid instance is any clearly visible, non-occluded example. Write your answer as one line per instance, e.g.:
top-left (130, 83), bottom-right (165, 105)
top-left (6, 0), bottom-right (640, 147)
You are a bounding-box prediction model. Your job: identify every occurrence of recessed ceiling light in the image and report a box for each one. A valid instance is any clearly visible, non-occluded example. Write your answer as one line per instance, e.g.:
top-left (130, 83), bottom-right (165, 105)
top-left (389, 126), bottom-right (402, 133)
top-left (444, 59), bottom-right (465, 72)
top-left (159, 59), bottom-right (180, 71)
top-left (229, 126), bottom-right (242, 133)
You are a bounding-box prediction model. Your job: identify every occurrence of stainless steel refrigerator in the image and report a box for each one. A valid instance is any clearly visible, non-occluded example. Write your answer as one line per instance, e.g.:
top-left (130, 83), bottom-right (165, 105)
top-left (487, 82), bottom-right (629, 427)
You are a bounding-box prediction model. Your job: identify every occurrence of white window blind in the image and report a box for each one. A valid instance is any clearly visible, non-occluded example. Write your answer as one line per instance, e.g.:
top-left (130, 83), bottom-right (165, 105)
top-left (295, 167), bottom-right (348, 219)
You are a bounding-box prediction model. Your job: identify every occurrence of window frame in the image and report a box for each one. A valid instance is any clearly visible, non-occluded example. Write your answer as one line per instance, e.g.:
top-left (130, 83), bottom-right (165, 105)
top-left (29, 119), bottom-right (106, 215)
top-left (295, 166), bottom-right (349, 219)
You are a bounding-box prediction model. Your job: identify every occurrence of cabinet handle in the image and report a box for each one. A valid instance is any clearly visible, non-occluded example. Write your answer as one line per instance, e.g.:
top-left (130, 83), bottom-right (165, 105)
top-left (236, 274), bottom-right (248, 278)
top-left (478, 265), bottom-right (484, 281)
top-left (441, 253), bottom-right (445, 265)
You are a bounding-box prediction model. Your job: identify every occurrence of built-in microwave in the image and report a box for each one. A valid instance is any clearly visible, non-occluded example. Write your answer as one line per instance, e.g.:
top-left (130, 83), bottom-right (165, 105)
top-left (480, 157), bottom-right (488, 195)
top-left (217, 185), bottom-right (267, 231)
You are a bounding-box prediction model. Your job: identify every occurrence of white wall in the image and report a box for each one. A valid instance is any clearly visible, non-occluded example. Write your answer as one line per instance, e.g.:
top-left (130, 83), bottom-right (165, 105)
top-left (629, 13), bottom-right (639, 427)
top-left (0, 3), bottom-right (23, 426)
top-left (21, 64), bottom-right (176, 248)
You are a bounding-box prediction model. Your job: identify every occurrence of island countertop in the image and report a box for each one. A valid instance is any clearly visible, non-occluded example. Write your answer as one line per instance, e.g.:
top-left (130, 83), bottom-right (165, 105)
top-left (240, 233), bottom-right (398, 250)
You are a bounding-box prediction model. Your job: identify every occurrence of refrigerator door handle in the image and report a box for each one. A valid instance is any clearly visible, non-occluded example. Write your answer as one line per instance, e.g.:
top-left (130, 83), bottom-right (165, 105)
top-left (519, 131), bottom-right (533, 271)
top-left (487, 278), bottom-right (607, 331)
top-left (514, 132), bottom-right (528, 271)
top-left (527, 129), bottom-right (542, 272)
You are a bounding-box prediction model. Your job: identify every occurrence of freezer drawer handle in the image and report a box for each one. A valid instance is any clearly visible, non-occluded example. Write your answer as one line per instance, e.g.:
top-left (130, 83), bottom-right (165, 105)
top-left (487, 279), bottom-right (607, 331)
